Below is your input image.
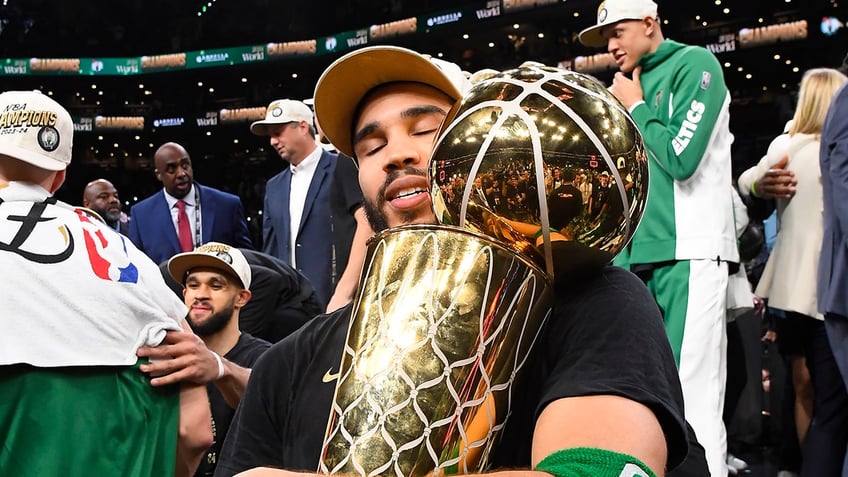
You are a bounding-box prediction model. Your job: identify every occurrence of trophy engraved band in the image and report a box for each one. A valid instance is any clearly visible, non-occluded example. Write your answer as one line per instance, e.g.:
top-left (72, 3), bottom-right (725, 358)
top-left (319, 225), bottom-right (553, 477)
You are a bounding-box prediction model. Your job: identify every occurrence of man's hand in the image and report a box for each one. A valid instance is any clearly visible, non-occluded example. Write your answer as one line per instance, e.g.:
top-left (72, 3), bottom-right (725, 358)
top-left (610, 67), bottom-right (645, 110)
top-left (754, 155), bottom-right (796, 199)
top-left (137, 330), bottom-right (220, 386)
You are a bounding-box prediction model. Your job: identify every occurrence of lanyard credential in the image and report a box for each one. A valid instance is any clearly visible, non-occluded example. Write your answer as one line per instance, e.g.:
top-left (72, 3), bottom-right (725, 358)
top-left (192, 185), bottom-right (202, 248)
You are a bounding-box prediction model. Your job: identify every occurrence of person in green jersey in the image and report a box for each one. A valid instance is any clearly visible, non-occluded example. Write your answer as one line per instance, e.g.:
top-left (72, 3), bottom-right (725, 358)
top-left (580, 1), bottom-right (741, 476)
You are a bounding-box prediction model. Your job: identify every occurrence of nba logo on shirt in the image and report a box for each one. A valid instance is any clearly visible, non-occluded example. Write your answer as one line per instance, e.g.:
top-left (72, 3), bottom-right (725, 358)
top-left (700, 71), bottom-right (712, 90)
top-left (76, 209), bottom-right (138, 283)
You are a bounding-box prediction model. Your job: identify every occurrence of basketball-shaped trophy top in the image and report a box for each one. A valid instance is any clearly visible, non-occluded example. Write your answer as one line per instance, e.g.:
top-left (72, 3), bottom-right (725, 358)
top-left (430, 64), bottom-right (649, 281)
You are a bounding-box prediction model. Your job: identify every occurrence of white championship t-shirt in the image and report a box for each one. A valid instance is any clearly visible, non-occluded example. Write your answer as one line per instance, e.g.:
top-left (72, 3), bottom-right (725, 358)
top-left (0, 181), bottom-right (185, 367)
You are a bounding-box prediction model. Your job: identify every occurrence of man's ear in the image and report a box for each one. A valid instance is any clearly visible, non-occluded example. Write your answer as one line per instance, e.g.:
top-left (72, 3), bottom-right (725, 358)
top-left (643, 16), bottom-right (658, 36)
top-left (154, 168), bottom-right (162, 181)
top-left (235, 289), bottom-right (252, 308)
top-left (49, 169), bottom-right (66, 194)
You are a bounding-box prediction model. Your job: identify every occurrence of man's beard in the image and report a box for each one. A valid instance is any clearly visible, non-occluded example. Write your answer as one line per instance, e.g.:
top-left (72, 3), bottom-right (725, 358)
top-left (186, 302), bottom-right (234, 337)
top-left (98, 208), bottom-right (122, 227)
top-left (363, 166), bottom-right (430, 232)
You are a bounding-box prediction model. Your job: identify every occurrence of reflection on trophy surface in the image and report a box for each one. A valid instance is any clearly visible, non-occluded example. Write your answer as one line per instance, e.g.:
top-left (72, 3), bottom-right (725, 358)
top-left (319, 225), bottom-right (552, 477)
top-left (431, 64), bottom-right (649, 280)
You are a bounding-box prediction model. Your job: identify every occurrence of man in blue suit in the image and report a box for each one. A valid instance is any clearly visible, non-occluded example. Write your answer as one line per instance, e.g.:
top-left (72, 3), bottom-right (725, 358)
top-left (128, 142), bottom-right (253, 265)
top-left (817, 75), bottom-right (848, 474)
top-left (250, 99), bottom-right (362, 308)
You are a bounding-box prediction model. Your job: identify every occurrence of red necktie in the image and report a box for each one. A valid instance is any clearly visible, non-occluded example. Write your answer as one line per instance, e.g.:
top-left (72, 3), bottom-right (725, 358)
top-left (176, 200), bottom-right (193, 252)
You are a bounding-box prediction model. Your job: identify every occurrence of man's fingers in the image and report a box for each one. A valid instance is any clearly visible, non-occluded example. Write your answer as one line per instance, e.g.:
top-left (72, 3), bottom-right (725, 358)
top-left (612, 71), bottom-right (628, 86)
top-left (756, 172), bottom-right (797, 199)
top-left (140, 354), bottom-right (187, 376)
top-left (767, 168), bottom-right (794, 178)
top-left (774, 154), bottom-right (789, 169)
top-left (138, 332), bottom-right (202, 359)
top-left (137, 341), bottom-right (194, 360)
top-left (142, 356), bottom-right (210, 386)
top-left (149, 364), bottom-right (211, 386)
top-left (149, 367), bottom-right (194, 387)
top-left (632, 67), bottom-right (641, 84)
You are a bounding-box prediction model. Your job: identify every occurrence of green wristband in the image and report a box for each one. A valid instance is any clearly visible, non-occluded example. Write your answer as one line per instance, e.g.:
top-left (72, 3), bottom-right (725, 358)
top-left (751, 180), bottom-right (759, 198)
top-left (534, 447), bottom-right (658, 477)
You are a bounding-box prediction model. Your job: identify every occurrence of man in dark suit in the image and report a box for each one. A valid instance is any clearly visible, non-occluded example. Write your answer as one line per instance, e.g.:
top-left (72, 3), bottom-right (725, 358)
top-left (82, 178), bottom-right (130, 235)
top-left (819, 83), bottom-right (848, 378)
top-left (250, 99), bottom-right (362, 308)
top-left (817, 75), bottom-right (848, 474)
top-left (128, 142), bottom-right (253, 265)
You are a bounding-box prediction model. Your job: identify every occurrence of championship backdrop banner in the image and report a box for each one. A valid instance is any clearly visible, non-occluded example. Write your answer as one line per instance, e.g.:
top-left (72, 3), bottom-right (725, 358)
top-left (0, 0), bottom-right (527, 76)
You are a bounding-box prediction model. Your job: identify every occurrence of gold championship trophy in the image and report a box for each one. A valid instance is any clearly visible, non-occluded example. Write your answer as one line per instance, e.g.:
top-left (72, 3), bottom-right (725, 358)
top-left (319, 64), bottom-right (649, 477)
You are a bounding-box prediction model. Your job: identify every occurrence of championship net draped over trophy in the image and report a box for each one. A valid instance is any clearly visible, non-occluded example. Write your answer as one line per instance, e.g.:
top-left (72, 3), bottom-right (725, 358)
top-left (319, 64), bottom-right (649, 477)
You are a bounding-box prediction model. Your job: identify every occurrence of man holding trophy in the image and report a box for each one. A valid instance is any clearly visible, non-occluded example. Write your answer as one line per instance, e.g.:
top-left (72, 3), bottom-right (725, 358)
top-left (216, 46), bottom-right (689, 477)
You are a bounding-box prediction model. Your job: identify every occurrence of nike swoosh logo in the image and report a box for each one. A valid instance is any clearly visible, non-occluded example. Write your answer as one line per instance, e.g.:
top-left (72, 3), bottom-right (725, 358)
top-left (322, 368), bottom-right (340, 383)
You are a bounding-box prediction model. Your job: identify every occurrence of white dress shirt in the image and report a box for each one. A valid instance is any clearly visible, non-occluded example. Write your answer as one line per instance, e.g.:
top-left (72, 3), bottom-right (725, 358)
top-left (288, 146), bottom-right (321, 266)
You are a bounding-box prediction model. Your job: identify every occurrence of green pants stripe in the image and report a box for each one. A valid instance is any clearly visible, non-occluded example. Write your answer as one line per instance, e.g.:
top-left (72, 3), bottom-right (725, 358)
top-left (645, 260), bottom-right (690, 366)
top-left (642, 259), bottom-right (729, 477)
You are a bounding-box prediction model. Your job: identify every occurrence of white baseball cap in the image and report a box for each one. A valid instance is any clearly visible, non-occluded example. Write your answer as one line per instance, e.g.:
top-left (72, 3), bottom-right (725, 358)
top-left (313, 45), bottom-right (471, 158)
top-left (250, 99), bottom-right (314, 136)
top-left (168, 242), bottom-right (252, 289)
top-left (0, 90), bottom-right (73, 171)
top-left (578, 0), bottom-right (659, 47)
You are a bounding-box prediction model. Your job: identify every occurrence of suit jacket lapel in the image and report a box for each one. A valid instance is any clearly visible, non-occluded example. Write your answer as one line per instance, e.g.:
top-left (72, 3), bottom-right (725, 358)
top-left (278, 170), bottom-right (293, 249)
top-left (299, 151), bottom-right (332, 233)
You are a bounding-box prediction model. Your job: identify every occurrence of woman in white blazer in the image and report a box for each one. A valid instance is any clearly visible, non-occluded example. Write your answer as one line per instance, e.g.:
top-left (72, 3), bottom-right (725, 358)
top-left (747, 68), bottom-right (847, 474)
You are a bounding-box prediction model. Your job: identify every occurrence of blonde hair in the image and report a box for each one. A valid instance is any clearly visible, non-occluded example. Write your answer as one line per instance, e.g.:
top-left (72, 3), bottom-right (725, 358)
top-left (789, 67), bottom-right (847, 136)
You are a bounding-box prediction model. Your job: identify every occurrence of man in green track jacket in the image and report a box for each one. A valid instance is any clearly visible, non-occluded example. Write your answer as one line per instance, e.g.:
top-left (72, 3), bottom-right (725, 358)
top-left (580, 1), bottom-right (740, 476)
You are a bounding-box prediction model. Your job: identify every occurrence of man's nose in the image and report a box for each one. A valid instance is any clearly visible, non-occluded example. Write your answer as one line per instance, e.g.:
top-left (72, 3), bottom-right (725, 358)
top-left (193, 286), bottom-right (211, 298)
top-left (382, 140), bottom-right (423, 171)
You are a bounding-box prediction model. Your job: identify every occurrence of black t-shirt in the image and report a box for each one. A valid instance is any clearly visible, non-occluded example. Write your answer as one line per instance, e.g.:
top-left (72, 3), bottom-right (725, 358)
top-left (329, 153), bottom-right (364, 287)
top-left (196, 333), bottom-right (271, 477)
top-left (214, 266), bottom-right (687, 476)
top-left (548, 184), bottom-right (584, 230)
